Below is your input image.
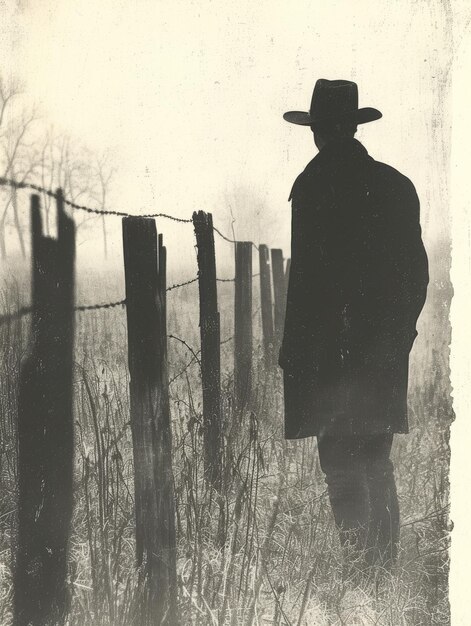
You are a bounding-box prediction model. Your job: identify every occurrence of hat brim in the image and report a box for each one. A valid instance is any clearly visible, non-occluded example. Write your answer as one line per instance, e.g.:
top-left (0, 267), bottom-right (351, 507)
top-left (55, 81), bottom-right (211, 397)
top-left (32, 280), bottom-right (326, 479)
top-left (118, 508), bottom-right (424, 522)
top-left (283, 107), bottom-right (382, 126)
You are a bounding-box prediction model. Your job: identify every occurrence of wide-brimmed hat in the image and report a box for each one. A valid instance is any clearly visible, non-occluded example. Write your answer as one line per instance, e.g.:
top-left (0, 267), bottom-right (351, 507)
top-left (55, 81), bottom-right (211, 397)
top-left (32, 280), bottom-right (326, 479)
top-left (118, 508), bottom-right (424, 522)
top-left (283, 79), bottom-right (382, 127)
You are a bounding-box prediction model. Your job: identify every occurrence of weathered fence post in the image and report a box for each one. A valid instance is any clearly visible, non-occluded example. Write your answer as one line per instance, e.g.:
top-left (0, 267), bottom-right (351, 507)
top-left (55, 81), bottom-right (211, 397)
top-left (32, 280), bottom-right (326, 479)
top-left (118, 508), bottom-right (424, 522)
top-left (122, 217), bottom-right (177, 625)
top-left (234, 241), bottom-right (253, 411)
top-left (271, 248), bottom-right (286, 347)
top-left (258, 244), bottom-right (274, 366)
top-left (192, 211), bottom-right (222, 490)
top-left (14, 190), bottom-right (75, 626)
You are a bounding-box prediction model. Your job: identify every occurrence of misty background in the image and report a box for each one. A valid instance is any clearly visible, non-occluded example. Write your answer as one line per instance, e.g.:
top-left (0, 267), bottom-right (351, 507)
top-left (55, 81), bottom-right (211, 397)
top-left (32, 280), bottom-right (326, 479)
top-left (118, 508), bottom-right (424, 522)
top-left (0, 1), bottom-right (459, 272)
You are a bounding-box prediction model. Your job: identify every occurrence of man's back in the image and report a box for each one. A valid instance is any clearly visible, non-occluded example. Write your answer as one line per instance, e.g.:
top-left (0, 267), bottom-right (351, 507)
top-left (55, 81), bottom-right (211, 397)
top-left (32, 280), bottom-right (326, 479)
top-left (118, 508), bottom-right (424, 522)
top-left (283, 137), bottom-right (428, 373)
top-left (280, 136), bottom-right (429, 438)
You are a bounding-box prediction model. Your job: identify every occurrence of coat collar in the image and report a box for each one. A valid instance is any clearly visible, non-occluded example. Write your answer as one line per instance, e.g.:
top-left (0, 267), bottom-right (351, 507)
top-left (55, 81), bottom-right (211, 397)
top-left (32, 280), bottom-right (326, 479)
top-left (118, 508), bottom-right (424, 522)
top-left (288, 138), bottom-right (370, 201)
top-left (307, 137), bottom-right (369, 169)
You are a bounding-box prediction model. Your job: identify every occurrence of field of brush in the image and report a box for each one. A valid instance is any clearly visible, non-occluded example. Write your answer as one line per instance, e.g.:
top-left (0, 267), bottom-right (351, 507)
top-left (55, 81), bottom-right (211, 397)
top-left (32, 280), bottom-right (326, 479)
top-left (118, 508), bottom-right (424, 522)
top-left (0, 246), bottom-right (452, 626)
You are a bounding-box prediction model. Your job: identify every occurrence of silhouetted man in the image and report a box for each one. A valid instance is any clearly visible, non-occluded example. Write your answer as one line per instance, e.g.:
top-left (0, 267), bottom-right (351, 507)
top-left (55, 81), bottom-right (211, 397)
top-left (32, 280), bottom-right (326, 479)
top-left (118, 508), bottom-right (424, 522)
top-left (280, 79), bottom-right (429, 575)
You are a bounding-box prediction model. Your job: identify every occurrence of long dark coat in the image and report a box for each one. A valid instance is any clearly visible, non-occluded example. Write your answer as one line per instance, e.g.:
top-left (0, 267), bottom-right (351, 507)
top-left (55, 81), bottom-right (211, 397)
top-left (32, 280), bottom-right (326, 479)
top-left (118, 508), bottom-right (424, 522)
top-left (279, 138), bottom-right (429, 439)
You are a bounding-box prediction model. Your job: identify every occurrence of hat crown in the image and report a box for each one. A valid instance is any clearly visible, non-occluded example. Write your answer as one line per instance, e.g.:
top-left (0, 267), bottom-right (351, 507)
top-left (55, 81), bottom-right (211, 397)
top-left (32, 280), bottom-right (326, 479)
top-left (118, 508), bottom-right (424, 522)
top-left (282, 78), bottom-right (381, 127)
top-left (310, 79), bottom-right (359, 124)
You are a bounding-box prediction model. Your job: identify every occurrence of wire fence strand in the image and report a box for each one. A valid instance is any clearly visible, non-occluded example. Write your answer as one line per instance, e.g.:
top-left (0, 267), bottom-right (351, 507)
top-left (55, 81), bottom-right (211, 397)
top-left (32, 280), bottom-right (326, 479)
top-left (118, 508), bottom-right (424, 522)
top-left (0, 178), bottom-right (281, 332)
top-left (169, 334), bottom-right (233, 385)
top-left (0, 177), bottom-right (261, 248)
top-left (169, 352), bottom-right (200, 385)
top-left (168, 334), bottom-right (202, 369)
top-left (0, 269), bottom-right (262, 324)
top-left (0, 300), bottom-right (126, 326)
top-left (217, 273), bottom-right (259, 283)
top-left (212, 225), bottom-right (259, 250)
top-left (75, 299), bottom-right (126, 312)
top-left (0, 177), bottom-right (193, 223)
top-left (167, 277), bottom-right (199, 291)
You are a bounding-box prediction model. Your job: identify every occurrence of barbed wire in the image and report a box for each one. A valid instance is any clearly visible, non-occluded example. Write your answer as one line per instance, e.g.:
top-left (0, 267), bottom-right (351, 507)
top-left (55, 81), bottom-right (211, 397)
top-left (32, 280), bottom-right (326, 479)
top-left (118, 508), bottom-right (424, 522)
top-left (0, 300), bottom-right (126, 326)
top-left (169, 351), bottom-right (200, 385)
top-left (75, 299), bottom-right (126, 312)
top-left (212, 225), bottom-right (259, 251)
top-left (0, 179), bottom-right (283, 420)
top-left (168, 334), bottom-right (202, 369)
top-left (0, 177), bottom-right (193, 224)
top-left (0, 177), bottom-right (278, 335)
top-left (169, 334), bottom-right (233, 385)
top-left (217, 273), bottom-right (259, 283)
top-left (167, 277), bottom-right (199, 291)
top-left (0, 304), bottom-right (234, 387)
top-left (0, 177), bottom-right (263, 250)
top-left (0, 270), bottom-right (260, 324)
top-left (212, 225), bottom-right (236, 245)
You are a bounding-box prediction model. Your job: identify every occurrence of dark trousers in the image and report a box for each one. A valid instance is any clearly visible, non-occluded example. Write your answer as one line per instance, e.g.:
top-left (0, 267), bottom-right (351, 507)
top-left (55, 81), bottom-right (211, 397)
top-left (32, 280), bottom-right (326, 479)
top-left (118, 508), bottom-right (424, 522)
top-left (317, 434), bottom-right (399, 573)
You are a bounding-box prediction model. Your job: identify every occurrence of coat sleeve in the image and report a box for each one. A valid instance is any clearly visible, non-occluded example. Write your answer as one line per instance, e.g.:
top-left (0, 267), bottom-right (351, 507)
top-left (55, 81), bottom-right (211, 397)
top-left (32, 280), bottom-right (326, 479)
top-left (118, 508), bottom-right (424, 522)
top-left (400, 179), bottom-right (429, 343)
top-left (382, 177), bottom-right (429, 352)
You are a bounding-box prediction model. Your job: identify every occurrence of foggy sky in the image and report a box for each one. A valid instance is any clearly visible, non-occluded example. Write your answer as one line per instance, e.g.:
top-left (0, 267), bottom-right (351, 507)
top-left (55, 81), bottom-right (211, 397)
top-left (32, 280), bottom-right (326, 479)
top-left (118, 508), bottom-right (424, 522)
top-left (0, 0), bottom-right (460, 277)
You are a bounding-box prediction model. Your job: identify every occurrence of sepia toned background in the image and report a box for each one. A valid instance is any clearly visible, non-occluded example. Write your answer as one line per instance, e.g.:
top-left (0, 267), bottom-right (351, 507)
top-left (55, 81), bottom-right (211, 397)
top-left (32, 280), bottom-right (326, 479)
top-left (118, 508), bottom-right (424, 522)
top-left (0, 0), bottom-right (470, 623)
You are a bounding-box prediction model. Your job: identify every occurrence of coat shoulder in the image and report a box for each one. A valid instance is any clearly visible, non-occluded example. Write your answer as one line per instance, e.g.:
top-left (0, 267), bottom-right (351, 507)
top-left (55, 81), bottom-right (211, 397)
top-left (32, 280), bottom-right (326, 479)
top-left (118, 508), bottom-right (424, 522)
top-left (370, 159), bottom-right (419, 200)
top-left (288, 156), bottom-right (323, 202)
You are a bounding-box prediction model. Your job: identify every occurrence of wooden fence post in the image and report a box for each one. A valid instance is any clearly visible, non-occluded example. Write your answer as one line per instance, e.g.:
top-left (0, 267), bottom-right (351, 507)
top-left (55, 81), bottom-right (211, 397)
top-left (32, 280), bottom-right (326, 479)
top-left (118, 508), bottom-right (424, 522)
top-left (192, 211), bottom-right (222, 490)
top-left (234, 241), bottom-right (253, 411)
top-left (258, 244), bottom-right (274, 366)
top-left (122, 217), bottom-right (177, 626)
top-left (14, 190), bottom-right (75, 626)
top-left (271, 248), bottom-right (286, 348)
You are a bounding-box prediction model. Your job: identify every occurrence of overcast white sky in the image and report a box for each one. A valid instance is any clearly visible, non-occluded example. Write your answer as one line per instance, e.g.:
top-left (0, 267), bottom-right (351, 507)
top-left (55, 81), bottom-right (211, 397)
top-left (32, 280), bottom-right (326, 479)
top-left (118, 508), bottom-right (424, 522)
top-left (2, 1), bottom-right (471, 620)
top-left (0, 0), bottom-right (463, 274)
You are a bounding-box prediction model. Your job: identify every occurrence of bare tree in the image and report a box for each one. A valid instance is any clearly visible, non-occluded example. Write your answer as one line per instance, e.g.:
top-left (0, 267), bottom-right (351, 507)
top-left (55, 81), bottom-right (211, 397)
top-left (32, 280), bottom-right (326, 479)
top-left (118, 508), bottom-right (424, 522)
top-left (89, 150), bottom-right (117, 258)
top-left (0, 75), bottom-right (39, 258)
top-left (36, 129), bottom-right (117, 255)
top-left (0, 72), bottom-right (118, 259)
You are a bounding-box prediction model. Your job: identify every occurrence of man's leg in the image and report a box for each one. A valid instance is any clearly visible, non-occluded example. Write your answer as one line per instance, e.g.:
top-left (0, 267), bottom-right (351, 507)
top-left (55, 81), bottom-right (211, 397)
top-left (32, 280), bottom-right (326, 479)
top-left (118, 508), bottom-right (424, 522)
top-left (317, 436), bottom-right (370, 566)
top-left (364, 434), bottom-right (400, 570)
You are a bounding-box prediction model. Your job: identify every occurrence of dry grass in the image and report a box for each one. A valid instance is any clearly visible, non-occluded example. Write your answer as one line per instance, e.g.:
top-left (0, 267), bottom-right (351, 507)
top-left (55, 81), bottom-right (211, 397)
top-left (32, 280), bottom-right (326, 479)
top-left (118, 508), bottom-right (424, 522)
top-left (0, 259), bottom-right (452, 625)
